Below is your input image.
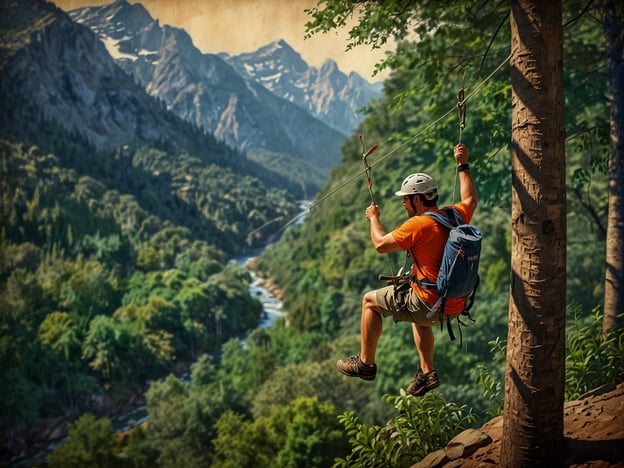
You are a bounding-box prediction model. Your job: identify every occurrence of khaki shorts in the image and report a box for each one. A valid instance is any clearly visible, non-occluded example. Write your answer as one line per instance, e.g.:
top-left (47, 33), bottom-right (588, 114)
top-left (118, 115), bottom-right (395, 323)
top-left (375, 284), bottom-right (442, 326)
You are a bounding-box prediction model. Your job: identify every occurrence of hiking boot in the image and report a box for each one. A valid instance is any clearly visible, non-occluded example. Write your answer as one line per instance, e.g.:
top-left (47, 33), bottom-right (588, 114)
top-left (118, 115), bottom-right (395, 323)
top-left (336, 355), bottom-right (377, 381)
top-left (407, 368), bottom-right (440, 396)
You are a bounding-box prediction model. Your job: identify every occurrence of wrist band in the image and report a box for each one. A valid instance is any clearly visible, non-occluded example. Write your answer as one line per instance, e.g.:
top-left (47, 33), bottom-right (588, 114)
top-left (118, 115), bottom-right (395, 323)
top-left (457, 163), bottom-right (470, 172)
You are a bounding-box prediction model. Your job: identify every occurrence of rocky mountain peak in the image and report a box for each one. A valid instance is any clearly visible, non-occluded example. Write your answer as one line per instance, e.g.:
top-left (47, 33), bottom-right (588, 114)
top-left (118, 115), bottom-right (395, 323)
top-left (70, 0), bottom-right (154, 36)
top-left (4, 0), bottom-right (382, 197)
top-left (68, 0), bottom-right (163, 63)
top-left (0, 0), bottom-right (234, 156)
top-left (246, 39), bottom-right (309, 74)
top-left (67, 2), bottom-right (350, 171)
top-left (320, 59), bottom-right (339, 74)
top-left (225, 41), bottom-right (381, 135)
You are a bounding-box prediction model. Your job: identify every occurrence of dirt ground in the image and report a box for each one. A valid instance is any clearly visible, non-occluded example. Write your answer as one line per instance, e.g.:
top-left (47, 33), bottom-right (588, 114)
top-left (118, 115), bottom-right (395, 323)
top-left (456, 382), bottom-right (624, 467)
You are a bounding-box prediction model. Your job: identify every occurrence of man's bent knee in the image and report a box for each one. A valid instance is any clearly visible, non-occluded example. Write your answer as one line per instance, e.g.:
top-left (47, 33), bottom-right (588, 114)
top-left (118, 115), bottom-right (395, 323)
top-left (363, 290), bottom-right (382, 314)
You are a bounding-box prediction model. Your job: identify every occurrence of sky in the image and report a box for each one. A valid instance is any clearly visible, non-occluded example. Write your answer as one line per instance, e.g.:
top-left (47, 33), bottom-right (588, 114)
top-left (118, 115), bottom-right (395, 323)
top-left (54, 0), bottom-right (393, 82)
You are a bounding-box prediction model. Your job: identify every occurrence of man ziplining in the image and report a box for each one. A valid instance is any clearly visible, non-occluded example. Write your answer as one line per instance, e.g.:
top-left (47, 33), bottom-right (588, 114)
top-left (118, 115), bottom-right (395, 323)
top-left (336, 143), bottom-right (478, 396)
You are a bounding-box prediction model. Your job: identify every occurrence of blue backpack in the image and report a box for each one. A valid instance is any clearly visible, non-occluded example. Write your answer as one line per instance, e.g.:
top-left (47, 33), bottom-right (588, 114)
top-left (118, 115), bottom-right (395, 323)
top-left (414, 208), bottom-right (482, 340)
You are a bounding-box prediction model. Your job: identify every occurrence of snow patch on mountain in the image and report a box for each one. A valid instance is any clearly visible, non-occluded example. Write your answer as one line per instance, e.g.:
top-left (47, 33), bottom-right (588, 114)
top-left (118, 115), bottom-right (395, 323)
top-left (66, 0), bottom-right (381, 175)
top-left (102, 36), bottom-right (136, 61)
top-left (224, 39), bottom-right (382, 135)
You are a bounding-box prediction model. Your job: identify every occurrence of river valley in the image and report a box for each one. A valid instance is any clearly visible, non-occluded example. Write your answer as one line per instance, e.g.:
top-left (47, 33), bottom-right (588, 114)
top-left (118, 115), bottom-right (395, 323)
top-left (8, 250), bottom-right (287, 467)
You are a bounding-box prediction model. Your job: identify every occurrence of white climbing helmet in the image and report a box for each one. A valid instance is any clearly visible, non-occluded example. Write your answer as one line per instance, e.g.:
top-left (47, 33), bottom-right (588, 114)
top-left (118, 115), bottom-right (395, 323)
top-left (395, 173), bottom-right (437, 199)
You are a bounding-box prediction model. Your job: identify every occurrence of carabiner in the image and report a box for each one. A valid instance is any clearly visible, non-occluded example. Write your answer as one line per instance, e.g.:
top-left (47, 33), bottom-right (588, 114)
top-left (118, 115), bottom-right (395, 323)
top-left (457, 88), bottom-right (466, 132)
top-left (457, 69), bottom-right (467, 143)
top-left (360, 134), bottom-right (378, 204)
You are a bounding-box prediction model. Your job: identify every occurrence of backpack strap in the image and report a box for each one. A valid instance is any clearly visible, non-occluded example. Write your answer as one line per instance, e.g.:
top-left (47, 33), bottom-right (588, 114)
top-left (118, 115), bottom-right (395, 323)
top-left (442, 314), bottom-right (468, 345)
top-left (408, 247), bottom-right (436, 290)
top-left (427, 295), bottom-right (445, 318)
top-left (423, 207), bottom-right (465, 229)
top-left (463, 276), bottom-right (480, 314)
top-left (439, 313), bottom-right (460, 343)
top-left (440, 314), bottom-right (461, 341)
top-left (444, 207), bottom-right (464, 226)
top-left (443, 272), bottom-right (479, 345)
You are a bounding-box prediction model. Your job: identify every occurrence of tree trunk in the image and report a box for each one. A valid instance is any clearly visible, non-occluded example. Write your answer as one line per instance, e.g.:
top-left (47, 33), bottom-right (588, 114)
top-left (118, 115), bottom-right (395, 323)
top-left (502, 1), bottom-right (567, 466)
top-left (602, 0), bottom-right (624, 333)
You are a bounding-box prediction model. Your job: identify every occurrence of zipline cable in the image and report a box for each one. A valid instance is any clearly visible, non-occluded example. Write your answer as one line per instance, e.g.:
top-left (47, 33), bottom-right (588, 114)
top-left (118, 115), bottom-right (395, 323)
top-left (360, 133), bottom-right (398, 274)
top-left (309, 52), bottom-right (511, 211)
top-left (360, 134), bottom-right (379, 204)
top-left (247, 52), bottom-right (512, 243)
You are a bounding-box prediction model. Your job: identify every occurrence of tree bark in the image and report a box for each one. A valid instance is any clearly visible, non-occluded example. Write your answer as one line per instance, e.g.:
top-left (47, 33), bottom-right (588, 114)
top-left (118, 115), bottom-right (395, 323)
top-left (602, 0), bottom-right (624, 333)
top-left (502, 1), bottom-right (567, 465)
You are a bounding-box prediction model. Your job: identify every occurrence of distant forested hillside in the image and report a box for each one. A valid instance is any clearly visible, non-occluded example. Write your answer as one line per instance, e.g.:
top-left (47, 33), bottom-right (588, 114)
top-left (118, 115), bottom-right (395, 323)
top-left (0, 134), bottom-right (299, 428)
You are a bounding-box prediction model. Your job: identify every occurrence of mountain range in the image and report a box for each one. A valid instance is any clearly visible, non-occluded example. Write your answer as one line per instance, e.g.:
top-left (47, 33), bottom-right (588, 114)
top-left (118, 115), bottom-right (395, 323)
top-left (222, 40), bottom-right (381, 136)
top-left (67, 0), bottom-right (381, 172)
top-left (0, 0), bottom-right (382, 198)
top-left (0, 0), bottom-right (238, 168)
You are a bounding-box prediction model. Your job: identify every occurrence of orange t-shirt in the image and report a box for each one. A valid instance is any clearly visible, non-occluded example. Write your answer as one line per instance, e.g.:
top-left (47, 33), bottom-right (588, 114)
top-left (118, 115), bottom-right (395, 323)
top-left (391, 202), bottom-right (474, 315)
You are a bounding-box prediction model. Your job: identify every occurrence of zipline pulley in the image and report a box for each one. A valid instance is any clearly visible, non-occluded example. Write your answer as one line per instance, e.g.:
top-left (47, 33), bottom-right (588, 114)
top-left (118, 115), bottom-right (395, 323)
top-left (457, 68), bottom-right (467, 143)
top-left (360, 133), bottom-right (378, 204)
top-left (452, 69), bottom-right (468, 204)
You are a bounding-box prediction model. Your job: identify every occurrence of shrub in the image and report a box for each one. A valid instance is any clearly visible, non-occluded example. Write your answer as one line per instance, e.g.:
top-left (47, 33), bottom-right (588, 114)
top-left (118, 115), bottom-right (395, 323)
top-left (334, 391), bottom-right (477, 467)
top-left (565, 307), bottom-right (624, 400)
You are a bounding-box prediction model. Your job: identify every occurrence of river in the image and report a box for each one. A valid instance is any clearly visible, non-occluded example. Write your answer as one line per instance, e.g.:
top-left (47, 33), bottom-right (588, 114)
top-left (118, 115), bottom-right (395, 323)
top-left (12, 199), bottom-right (311, 466)
top-left (104, 253), bottom-right (287, 435)
top-left (10, 248), bottom-right (288, 467)
top-left (232, 250), bottom-right (288, 330)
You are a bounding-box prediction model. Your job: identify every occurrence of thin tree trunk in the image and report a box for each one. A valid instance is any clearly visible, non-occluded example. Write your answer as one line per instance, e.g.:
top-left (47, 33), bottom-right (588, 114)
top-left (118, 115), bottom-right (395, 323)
top-left (502, 1), bottom-right (567, 465)
top-left (602, 0), bottom-right (624, 333)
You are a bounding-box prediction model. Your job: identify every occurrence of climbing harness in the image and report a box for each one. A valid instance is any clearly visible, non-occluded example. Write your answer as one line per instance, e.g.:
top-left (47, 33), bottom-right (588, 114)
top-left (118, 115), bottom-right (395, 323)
top-left (360, 134), bottom-right (378, 205)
